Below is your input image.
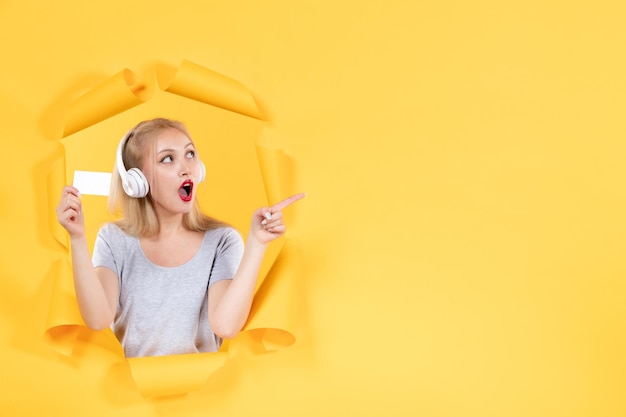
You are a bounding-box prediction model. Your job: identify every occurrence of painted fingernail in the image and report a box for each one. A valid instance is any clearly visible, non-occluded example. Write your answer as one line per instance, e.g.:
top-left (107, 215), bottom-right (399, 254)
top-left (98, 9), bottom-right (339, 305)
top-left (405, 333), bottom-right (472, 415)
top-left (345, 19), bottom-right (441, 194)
top-left (265, 212), bottom-right (272, 220)
top-left (261, 219), bottom-right (267, 225)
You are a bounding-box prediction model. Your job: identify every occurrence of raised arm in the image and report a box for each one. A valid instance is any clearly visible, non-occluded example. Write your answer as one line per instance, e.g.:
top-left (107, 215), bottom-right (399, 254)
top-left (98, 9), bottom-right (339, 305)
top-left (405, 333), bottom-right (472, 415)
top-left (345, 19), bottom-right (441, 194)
top-left (208, 193), bottom-right (305, 339)
top-left (56, 186), bottom-right (119, 330)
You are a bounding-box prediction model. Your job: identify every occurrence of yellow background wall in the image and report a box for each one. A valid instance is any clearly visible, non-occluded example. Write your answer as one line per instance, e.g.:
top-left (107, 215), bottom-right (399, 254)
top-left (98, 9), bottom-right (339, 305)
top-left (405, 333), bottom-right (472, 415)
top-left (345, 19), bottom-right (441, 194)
top-left (1, 1), bottom-right (625, 416)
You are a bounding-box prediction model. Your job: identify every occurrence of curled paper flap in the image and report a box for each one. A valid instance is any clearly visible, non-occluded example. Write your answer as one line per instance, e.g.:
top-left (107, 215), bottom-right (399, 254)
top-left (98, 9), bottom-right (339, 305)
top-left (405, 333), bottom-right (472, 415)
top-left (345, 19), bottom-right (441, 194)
top-left (45, 59), bottom-right (302, 398)
top-left (244, 240), bottom-right (301, 351)
top-left (247, 142), bottom-right (301, 351)
top-left (252, 142), bottom-right (291, 290)
top-left (157, 60), bottom-right (264, 121)
top-left (63, 69), bottom-right (147, 137)
top-left (128, 352), bottom-right (228, 398)
top-left (256, 144), bottom-right (288, 206)
top-left (43, 260), bottom-right (84, 356)
top-left (47, 152), bottom-right (68, 249)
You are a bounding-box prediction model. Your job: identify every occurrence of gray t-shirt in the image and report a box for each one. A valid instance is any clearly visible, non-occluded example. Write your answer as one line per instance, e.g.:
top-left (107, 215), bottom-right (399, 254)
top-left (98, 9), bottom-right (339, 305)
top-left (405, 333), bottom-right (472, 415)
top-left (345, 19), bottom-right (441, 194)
top-left (92, 223), bottom-right (244, 358)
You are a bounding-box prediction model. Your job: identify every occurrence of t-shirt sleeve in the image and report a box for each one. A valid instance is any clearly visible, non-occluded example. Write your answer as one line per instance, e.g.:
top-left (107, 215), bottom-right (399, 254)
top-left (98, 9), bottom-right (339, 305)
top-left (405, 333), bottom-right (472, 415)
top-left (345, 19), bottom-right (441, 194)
top-left (92, 225), bottom-right (119, 276)
top-left (209, 228), bottom-right (244, 287)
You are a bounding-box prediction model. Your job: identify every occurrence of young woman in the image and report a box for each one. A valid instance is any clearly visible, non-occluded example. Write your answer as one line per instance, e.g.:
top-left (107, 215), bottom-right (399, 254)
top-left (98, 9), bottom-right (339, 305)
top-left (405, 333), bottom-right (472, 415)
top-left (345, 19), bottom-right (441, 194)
top-left (56, 118), bottom-right (304, 358)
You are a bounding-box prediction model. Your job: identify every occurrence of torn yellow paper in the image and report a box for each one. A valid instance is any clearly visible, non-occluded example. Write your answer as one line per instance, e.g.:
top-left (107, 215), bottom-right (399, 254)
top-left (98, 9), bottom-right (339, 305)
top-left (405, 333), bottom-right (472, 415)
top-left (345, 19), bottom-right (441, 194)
top-left (245, 240), bottom-right (301, 351)
top-left (157, 60), bottom-right (265, 121)
top-left (44, 59), bottom-right (303, 398)
top-left (256, 145), bottom-right (289, 208)
top-left (43, 260), bottom-right (83, 356)
top-left (128, 352), bottom-right (228, 398)
top-left (64, 69), bottom-right (148, 137)
top-left (47, 153), bottom-right (68, 249)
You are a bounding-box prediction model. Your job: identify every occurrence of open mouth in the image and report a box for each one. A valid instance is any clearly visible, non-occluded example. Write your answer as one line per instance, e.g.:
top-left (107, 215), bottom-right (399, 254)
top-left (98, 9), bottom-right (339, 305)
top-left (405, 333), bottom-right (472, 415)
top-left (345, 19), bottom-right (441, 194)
top-left (178, 180), bottom-right (193, 202)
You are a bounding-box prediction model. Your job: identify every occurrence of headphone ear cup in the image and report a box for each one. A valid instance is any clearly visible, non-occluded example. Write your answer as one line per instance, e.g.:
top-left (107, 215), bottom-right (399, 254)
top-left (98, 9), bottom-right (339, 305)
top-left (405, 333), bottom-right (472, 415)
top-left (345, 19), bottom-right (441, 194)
top-left (116, 130), bottom-right (149, 199)
top-left (198, 161), bottom-right (206, 184)
top-left (124, 167), bottom-right (149, 198)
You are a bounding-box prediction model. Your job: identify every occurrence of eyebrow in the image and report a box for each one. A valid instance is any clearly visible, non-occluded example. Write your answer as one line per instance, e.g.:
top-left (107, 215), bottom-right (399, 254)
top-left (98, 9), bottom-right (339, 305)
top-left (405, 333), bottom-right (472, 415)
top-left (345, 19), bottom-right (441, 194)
top-left (156, 142), bottom-right (195, 155)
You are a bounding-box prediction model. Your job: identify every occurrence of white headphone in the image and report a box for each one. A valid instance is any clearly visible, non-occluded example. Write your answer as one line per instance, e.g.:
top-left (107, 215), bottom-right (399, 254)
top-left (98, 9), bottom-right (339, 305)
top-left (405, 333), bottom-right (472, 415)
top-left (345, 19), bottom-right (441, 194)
top-left (116, 130), bottom-right (206, 198)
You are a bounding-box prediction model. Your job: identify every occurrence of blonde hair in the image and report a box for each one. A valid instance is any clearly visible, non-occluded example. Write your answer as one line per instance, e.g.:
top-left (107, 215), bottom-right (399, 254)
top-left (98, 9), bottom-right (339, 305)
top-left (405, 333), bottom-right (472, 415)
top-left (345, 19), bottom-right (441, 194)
top-left (108, 117), bottom-right (227, 237)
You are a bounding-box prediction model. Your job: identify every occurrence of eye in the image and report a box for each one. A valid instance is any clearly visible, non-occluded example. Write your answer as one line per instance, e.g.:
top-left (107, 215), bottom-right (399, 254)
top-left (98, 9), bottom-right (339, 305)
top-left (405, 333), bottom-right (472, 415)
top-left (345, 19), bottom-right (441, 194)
top-left (186, 150), bottom-right (196, 159)
top-left (160, 155), bottom-right (173, 163)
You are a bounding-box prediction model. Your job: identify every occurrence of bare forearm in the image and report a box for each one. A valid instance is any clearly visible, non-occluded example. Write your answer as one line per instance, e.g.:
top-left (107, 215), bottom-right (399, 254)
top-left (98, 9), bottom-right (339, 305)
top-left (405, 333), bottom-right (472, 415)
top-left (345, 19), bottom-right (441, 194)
top-left (210, 234), bottom-right (267, 338)
top-left (211, 193), bottom-right (304, 339)
top-left (70, 236), bottom-right (115, 330)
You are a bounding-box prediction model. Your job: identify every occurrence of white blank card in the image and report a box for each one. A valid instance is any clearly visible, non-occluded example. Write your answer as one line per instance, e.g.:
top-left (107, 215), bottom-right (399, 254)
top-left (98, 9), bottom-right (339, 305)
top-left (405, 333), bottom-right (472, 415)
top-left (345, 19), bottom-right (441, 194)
top-left (72, 170), bottom-right (112, 196)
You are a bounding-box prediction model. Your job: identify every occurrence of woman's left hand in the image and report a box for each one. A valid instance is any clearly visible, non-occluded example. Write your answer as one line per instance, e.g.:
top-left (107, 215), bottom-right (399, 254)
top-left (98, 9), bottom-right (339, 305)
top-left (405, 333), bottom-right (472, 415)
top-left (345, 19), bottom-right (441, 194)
top-left (250, 193), bottom-right (306, 244)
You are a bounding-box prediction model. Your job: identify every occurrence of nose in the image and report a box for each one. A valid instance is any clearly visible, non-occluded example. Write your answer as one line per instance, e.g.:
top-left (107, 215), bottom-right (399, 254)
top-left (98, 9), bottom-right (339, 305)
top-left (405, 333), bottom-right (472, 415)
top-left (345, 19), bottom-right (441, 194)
top-left (179, 159), bottom-right (193, 177)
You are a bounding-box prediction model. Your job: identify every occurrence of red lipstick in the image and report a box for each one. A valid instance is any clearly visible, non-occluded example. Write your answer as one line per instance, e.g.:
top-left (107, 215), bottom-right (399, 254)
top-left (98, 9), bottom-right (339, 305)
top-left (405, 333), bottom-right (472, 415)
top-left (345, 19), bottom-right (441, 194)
top-left (178, 180), bottom-right (193, 202)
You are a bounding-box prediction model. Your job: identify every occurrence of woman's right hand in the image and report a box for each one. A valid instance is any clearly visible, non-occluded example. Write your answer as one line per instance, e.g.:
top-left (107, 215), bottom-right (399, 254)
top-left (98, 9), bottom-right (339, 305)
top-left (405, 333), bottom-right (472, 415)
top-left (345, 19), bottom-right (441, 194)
top-left (56, 186), bottom-right (85, 238)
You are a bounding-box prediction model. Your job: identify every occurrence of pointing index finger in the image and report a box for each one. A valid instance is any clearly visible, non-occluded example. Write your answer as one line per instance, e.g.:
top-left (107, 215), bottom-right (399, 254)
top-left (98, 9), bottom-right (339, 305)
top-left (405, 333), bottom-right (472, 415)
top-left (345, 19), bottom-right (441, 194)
top-left (270, 193), bottom-right (306, 212)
